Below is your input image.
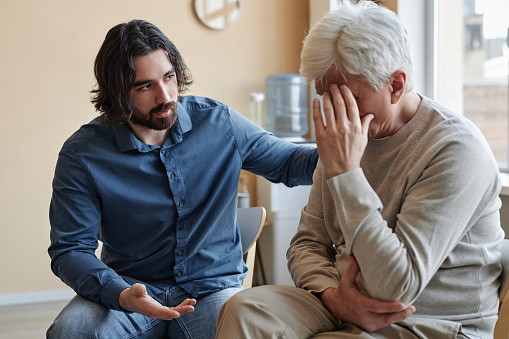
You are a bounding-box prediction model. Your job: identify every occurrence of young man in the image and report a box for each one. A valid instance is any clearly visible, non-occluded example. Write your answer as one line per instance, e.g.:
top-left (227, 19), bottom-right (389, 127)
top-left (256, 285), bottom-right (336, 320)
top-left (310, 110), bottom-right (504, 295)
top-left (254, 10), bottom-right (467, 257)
top-left (47, 20), bottom-right (317, 338)
top-left (216, 1), bottom-right (504, 338)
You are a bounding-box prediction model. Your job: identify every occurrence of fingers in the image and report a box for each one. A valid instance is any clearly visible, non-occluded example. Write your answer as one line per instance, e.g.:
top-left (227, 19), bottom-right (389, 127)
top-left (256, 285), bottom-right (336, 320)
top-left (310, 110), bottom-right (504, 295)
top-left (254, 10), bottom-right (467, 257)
top-left (180, 298), bottom-right (197, 306)
top-left (316, 84), bottom-right (361, 133)
top-left (326, 84), bottom-right (358, 128)
top-left (366, 298), bottom-right (407, 314)
top-left (173, 305), bottom-right (195, 316)
top-left (312, 98), bottom-right (325, 143)
top-left (347, 255), bottom-right (360, 272)
top-left (335, 85), bottom-right (359, 124)
top-left (322, 91), bottom-right (336, 130)
top-left (329, 85), bottom-right (350, 126)
top-left (341, 255), bottom-right (360, 287)
top-left (363, 305), bottom-right (416, 332)
top-left (344, 255), bottom-right (415, 317)
top-left (361, 114), bottom-right (374, 138)
top-left (166, 299), bottom-right (196, 318)
top-left (158, 299), bottom-right (197, 319)
top-left (312, 98), bottom-right (323, 128)
top-left (121, 284), bottom-right (196, 321)
top-left (154, 306), bottom-right (182, 320)
top-left (145, 302), bottom-right (195, 320)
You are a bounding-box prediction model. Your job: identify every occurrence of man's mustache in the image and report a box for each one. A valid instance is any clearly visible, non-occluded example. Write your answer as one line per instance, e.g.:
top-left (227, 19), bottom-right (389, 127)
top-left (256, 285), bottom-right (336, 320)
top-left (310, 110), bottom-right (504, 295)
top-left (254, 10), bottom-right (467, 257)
top-left (150, 101), bottom-right (177, 115)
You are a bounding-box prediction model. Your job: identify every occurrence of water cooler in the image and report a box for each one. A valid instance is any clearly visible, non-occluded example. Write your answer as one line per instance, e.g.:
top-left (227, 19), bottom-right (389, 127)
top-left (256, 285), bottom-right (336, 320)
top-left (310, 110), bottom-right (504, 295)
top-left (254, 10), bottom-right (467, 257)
top-left (265, 74), bottom-right (309, 140)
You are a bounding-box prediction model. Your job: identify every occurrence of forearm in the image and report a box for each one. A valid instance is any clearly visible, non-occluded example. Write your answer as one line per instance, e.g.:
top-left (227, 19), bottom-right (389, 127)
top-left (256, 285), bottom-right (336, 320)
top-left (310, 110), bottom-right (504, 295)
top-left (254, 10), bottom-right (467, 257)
top-left (287, 237), bottom-right (340, 294)
top-left (317, 257), bottom-right (415, 332)
top-left (50, 250), bottom-right (131, 310)
top-left (327, 154), bottom-right (500, 305)
top-left (245, 141), bottom-right (317, 187)
top-left (287, 163), bottom-right (341, 292)
top-left (233, 109), bottom-right (317, 187)
top-left (283, 146), bottom-right (319, 186)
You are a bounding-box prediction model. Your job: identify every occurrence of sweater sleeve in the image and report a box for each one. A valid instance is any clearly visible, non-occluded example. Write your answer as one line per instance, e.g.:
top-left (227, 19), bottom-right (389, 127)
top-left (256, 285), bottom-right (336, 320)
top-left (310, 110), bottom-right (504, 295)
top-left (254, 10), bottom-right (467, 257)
top-left (287, 160), bottom-right (344, 294)
top-left (326, 131), bottom-right (502, 306)
top-left (288, 123), bottom-right (502, 307)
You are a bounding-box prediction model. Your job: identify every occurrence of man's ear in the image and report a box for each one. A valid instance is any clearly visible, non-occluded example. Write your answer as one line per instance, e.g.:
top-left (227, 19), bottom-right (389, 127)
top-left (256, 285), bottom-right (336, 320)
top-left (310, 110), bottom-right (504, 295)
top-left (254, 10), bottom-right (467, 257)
top-left (390, 71), bottom-right (406, 104)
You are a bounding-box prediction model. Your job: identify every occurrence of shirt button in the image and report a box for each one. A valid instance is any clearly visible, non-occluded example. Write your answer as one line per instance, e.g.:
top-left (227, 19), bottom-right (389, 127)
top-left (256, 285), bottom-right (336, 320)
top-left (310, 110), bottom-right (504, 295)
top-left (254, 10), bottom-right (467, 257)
top-left (179, 201), bottom-right (185, 207)
top-left (176, 271), bottom-right (183, 276)
top-left (177, 249), bottom-right (184, 256)
top-left (170, 173), bottom-right (176, 179)
top-left (178, 224), bottom-right (184, 230)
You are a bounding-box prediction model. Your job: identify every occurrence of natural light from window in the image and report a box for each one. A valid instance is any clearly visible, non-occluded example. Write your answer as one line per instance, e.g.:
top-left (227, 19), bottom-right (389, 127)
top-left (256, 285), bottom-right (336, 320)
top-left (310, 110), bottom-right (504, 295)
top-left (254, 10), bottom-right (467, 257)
top-left (437, 0), bottom-right (508, 168)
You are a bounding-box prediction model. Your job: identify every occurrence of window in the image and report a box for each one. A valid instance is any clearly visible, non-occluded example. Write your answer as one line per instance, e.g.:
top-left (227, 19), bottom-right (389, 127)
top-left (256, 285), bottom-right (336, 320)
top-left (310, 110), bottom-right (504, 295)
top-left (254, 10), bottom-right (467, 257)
top-left (435, 0), bottom-right (509, 168)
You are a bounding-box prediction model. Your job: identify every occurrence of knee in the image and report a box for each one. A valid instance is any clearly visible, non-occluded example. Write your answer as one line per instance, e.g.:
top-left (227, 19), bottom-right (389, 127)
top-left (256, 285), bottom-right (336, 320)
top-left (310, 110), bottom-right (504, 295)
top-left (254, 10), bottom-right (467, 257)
top-left (220, 286), bottom-right (278, 319)
top-left (47, 318), bottom-right (91, 339)
top-left (46, 297), bottom-right (109, 339)
top-left (220, 289), bottom-right (251, 316)
top-left (47, 313), bottom-right (100, 339)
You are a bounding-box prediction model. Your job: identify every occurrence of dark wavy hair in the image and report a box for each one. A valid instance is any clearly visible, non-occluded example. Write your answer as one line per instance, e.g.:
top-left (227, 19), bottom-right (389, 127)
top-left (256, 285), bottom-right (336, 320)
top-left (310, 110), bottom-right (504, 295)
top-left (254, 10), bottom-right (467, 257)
top-left (90, 20), bottom-right (193, 126)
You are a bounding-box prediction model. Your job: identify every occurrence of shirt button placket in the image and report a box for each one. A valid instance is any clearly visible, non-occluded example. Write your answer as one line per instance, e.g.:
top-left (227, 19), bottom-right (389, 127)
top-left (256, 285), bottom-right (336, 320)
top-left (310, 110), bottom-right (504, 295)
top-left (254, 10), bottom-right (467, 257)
top-left (162, 148), bottom-right (188, 280)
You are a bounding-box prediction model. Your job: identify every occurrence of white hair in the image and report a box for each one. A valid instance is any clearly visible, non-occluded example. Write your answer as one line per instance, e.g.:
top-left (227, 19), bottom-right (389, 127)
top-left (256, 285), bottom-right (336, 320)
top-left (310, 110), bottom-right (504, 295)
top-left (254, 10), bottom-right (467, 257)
top-left (300, 0), bottom-right (414, 92)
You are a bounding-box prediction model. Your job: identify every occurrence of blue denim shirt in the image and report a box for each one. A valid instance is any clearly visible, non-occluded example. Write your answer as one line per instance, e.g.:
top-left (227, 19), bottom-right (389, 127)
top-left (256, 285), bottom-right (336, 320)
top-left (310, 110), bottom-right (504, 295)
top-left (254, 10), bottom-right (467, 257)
top-left (49, 95), bottom-right (317, 311)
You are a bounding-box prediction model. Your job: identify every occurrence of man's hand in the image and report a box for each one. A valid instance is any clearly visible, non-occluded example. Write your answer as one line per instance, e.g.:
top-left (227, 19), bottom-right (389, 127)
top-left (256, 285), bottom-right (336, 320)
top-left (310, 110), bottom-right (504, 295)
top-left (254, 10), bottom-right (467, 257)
top-left (313, 84), bottom-right (373, 178)
top-left (320, 256), bottom-right (415, 332)
top-left (119, 283), bottom-right (196, 320)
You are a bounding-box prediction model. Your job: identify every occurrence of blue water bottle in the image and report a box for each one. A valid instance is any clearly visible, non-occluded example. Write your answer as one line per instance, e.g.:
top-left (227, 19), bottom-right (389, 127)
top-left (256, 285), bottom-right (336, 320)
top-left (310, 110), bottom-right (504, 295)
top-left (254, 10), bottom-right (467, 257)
top-left (265, 74), bottom-right (308, 139)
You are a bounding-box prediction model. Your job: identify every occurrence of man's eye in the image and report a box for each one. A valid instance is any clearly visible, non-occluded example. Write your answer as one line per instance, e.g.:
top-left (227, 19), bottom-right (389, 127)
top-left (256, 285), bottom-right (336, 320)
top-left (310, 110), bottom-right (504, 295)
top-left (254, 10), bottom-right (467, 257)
top-left (165, 73), bottom-right (176, 81)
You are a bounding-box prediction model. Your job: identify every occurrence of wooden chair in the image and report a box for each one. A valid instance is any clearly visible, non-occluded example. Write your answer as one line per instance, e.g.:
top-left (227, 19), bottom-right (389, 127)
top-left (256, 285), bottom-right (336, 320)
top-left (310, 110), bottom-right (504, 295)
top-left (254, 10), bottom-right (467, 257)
top-left (237, 206), bottom-right (266, 289)
top-left (495, 238), bottom-right (509, 339)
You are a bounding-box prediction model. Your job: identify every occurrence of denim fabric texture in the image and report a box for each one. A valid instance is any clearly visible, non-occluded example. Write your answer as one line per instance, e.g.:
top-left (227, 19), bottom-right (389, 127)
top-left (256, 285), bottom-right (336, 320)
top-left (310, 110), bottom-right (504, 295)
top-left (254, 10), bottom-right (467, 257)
top-left (47, 285), bottom-right (243, 338)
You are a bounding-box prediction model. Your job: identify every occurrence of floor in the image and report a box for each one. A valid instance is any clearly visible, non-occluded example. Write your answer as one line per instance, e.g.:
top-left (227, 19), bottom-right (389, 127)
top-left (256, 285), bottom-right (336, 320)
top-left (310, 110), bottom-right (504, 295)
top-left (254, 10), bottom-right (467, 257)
top-left (0, 300), bottom-right (67, 339)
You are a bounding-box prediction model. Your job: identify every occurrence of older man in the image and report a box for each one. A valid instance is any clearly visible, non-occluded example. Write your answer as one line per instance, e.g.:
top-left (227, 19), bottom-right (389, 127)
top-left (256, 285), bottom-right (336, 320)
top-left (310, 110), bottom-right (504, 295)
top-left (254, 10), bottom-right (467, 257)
top-left (216, 1), bottom-right (503, 338)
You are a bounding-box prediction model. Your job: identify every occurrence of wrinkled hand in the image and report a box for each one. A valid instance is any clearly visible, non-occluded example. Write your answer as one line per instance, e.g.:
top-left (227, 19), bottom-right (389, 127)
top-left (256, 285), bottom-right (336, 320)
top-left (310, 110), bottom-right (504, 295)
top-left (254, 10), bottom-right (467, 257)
top-left (313, 84), bottom-right (373, 178)
top-left (320, 256), bottom-right (415, 332)
top-left (119, 283), bottom-right (196, 320)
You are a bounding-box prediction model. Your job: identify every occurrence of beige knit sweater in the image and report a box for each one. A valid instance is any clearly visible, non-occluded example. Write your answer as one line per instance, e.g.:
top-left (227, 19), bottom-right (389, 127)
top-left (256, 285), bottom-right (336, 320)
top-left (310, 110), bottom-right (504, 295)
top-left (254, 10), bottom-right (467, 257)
top-left (287, 96), bottom-right (504, 338)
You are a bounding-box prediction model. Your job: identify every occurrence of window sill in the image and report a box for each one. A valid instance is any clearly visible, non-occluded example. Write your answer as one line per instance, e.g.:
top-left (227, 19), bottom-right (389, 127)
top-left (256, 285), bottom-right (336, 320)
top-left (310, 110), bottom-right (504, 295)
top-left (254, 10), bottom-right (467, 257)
top-left (501, 172), bottom-right (509, 197)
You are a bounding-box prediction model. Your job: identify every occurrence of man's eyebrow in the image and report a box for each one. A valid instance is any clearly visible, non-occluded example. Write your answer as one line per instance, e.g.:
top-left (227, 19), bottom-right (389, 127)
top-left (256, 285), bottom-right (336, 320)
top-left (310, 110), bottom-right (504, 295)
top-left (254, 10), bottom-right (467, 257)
top-left (132, 79), bottom-right (152, 88)
top-left (131, 68), bottom-right (176, 88)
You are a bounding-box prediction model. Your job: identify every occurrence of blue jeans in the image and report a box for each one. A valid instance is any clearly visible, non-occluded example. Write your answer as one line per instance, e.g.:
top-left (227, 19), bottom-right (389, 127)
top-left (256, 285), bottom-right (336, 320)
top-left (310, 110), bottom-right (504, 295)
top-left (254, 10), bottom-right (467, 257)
top-left (46, 285), bottom-right (243, 339)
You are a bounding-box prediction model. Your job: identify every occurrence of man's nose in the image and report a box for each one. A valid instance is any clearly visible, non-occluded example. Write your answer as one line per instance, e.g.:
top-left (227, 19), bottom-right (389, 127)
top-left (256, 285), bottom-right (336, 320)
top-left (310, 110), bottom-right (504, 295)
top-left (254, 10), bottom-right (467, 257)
top-left (155, 83), bottom-right (171, 104)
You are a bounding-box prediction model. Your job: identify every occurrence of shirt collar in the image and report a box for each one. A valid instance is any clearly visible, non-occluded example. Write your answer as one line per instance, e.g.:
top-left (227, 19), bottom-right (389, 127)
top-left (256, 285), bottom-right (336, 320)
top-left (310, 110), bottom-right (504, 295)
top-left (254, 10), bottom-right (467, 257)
top-left (113, 101), bottom-right (193, 152)
top-left (176, 101), bottom-right (192, 134)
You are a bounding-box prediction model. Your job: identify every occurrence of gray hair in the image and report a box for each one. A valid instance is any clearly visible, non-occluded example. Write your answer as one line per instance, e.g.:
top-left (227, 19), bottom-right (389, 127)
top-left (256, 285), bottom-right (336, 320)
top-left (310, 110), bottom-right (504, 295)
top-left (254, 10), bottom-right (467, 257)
top-left (300, 0), bottom-right (414, 92)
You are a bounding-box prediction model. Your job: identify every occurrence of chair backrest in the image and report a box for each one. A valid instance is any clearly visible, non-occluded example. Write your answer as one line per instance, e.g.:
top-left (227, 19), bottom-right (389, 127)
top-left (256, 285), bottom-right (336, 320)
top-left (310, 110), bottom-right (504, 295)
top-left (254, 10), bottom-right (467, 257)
top-left (494, 238), bottom-right (509, 339)
top-left (237, 207), bottom-right (266, 289)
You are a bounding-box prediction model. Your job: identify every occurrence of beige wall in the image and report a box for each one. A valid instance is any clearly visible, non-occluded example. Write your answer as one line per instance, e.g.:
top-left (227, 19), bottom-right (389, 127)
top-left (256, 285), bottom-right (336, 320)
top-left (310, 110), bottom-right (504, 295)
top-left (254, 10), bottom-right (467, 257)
top-left (0, 0), bottom-right (309, 295)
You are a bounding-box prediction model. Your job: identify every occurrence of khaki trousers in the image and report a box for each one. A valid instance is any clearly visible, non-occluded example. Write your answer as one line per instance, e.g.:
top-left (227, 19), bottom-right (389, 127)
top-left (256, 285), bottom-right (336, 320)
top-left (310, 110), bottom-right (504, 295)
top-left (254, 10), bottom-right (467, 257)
top-left (216, 285), bottom-right (465, 339)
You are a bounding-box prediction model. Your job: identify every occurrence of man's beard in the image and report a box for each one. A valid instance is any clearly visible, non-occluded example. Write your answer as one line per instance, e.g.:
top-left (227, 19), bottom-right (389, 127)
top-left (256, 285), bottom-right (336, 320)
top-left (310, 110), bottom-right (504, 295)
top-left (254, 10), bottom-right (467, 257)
top-left (130, 101), bottom-right (178, 131)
